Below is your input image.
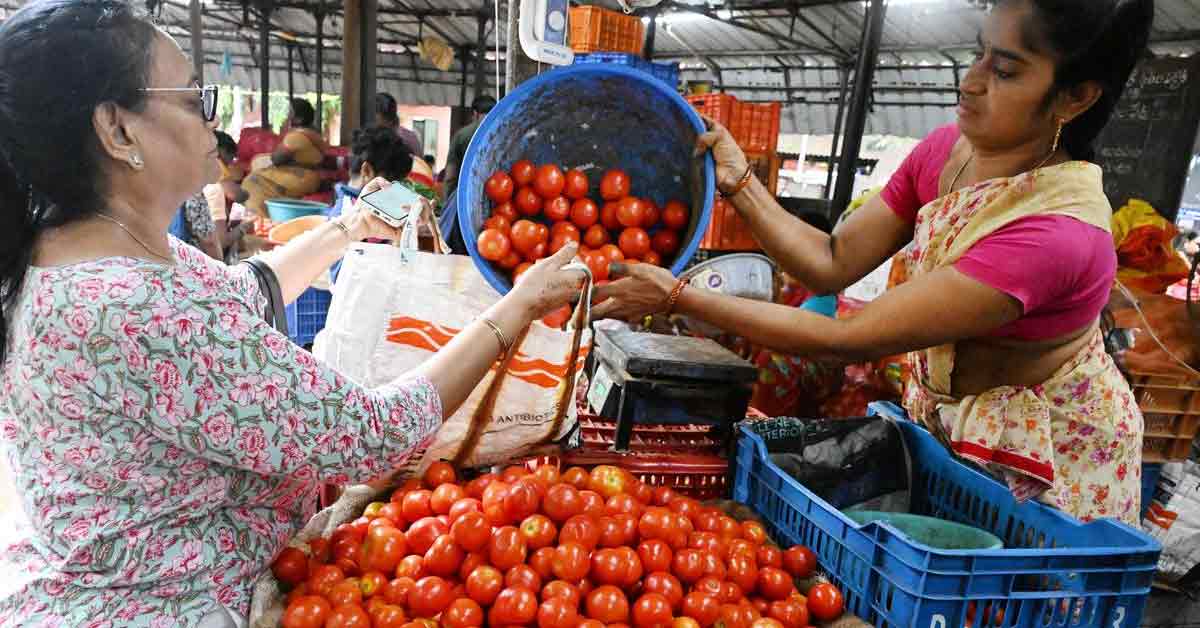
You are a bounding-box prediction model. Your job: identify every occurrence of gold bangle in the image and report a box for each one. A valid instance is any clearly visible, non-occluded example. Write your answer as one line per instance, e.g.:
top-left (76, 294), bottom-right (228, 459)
top-left (720, 163), bottom-right (755, 198)
top-left (481, 318), bottom-right (510, 356)
top-left (331, 219), bottom-right (353, 241)
top-left (665, 279), bottom-right (687, 315)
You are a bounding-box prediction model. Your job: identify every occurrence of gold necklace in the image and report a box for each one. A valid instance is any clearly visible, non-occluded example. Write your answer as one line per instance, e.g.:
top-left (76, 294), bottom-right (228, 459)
top-left (95, 213), bottom-right (173, 263)
top-left (948, 147), bottom-right (1060, 192)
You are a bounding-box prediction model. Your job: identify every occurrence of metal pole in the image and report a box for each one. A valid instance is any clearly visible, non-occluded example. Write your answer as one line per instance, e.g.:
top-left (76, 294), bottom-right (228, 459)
top-left (459, 46), bottom-right (470, 108)
top-left (830, 0), bottom-right (886, 219)
top-left (287, 44), bottom-right (295, 103)
top-left (473, 10), bottom-right (488, 99)
top-left (189, 0), bottom-right (204, 84)
top-left (361, 0), bottom-right (378, 128)
top-left (824, 65), bottom-right (849, 202)
top-left (315, 8), bottom-right (324, 130)
top-left (644, 10), bottom-right (658, 60)
top-left (259, 0), bottom-right (272, 130)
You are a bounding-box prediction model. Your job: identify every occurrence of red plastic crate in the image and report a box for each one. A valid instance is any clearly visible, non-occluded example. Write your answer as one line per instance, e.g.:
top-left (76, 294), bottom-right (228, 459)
top-left (699, 152), bottom-right (778, 251)
top-left (569, 6), bottom-right (644, 55)
top-left (578, 416), bottom-right (726, 454)
top-left (728, 102), bottom-right (782, 154)
top-left (686, 93), bottom-right (738, 127)
top-left (558, 449), bottom-right (731, 501)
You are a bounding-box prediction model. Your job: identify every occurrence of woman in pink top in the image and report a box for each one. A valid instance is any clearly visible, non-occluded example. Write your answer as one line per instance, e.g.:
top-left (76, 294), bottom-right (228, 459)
top-left (595, 0), bottom-right (1154, 524)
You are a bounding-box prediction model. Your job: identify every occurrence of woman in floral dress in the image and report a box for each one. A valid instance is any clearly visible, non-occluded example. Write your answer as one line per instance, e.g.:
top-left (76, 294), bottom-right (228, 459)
top-left (0, 1), bottom-right (584, 625)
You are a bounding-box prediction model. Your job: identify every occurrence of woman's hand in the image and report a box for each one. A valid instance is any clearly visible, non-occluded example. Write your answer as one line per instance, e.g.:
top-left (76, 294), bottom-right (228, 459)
top-left (340, 177), bottom-right (405, 241)
top-left (591, 262), bottom-right (678, 321)
top-left (509, 241), bottom-right (589, 318)
top-left (695, 115), bottom-right (750, 192)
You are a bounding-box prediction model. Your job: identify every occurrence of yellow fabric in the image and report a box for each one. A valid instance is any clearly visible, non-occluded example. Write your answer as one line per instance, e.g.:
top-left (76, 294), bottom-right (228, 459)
top-left (280, 128), bottom-right (327, 168)
top-left (901, 161), bottom-right (1143, 523)
top-left (239, 129), bottom-right (327, 216)
top-left (1111, 198), bottom-right (1189, 294)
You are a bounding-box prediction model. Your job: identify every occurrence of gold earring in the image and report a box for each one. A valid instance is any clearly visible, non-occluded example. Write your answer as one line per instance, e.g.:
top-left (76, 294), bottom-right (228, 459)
top-left (1051, 118), bottom-right (1064, 154)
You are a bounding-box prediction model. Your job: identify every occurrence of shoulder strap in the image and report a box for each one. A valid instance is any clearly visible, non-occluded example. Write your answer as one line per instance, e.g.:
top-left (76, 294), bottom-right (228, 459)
top-left (242, 258), bottom-right (289, 333)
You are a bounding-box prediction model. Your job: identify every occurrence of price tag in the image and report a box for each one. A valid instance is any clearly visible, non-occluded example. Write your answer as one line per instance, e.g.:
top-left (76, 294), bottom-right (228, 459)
top-left (588, 363), bottom-right (615, 415)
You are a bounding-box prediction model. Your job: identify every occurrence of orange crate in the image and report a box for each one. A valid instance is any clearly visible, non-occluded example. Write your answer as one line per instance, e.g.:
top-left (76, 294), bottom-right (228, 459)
top-left (559, 449), bottom-right (730, 501)
top-left (686, 93), bottom-right (738, 127)
top-left (569, 6), bottom-right (644, 55)
top-left (1129, 371), bottom-right (1200, 462)
top-left (578, 416), bottom-right (727, 454)
top-left (728, 102), bottom-right (782, 154)
top-left (699, 152), bottom-right (778, 251)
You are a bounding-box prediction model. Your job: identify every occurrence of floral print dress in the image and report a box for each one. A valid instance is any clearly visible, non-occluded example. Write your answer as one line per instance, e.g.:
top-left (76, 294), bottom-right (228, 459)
top-left (0, 238), bottom-right (444, 626)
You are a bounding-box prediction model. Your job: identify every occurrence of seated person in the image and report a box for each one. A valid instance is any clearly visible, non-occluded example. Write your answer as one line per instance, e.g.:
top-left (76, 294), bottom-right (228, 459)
top-left (240, 98), bottom-right (334, 217)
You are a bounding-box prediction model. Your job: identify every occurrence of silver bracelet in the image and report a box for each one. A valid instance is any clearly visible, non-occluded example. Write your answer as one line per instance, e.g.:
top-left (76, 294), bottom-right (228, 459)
top-left (330, 219), bottom-right (353, 241)
top-left (481, 318), bottom-right (510, 357)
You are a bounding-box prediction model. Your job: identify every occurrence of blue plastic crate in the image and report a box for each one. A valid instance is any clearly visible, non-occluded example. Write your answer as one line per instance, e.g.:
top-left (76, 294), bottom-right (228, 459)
top-left (1140, 463), bottom-right (1162, 519)
top-left (284, 287), bottom-right (332, 347)
top-left (572, 52), bottom-right (680, 89)
top-left (733, 402), bottom-right (1161, 628)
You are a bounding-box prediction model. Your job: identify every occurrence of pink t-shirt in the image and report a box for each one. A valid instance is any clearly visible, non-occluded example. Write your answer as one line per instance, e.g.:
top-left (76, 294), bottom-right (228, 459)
top-left (881, 124), bottom-right (1116, 341)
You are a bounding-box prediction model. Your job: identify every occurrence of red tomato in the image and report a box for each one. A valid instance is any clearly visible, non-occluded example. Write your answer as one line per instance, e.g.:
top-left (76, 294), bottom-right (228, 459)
top-left (807, 583), bottom-right (844, 622)
top-left (534, 164), bottom-right (566, 199)
top-left (571, 199), bottom-right (599, 229)
top-left (650, 487), bottom-right (675, 508)
top-left (511, 160), bottom-right (536, 187)
top-left (465, 565), bottom-right (504, 606)
top-left (641, 572), bottom-right (684, 611)
top-left (740, 521), bottom-right (768, 545)
top-left (559, 467), bottom-right (587, 488)
top-left (430, 484), bottom-right (465, 515)
top-left (484, 215), bottom-right (512, 233)
top-left (526, 546), bottom-right (556, 581)
top-left (693, 577), bottom-right (724, 599)
top-left (488, 526), bottom-right (528, 571)
top-left (642, 202), bottom-right (661, 228)
top-left (632, 593), bottom-right (673, 628)
top-left (600, 170), bottom-right (631, 201)
top-left (328, 579), bottom-right (364, 607)
top-left (544, 196), bottom-right (571, 222)
top-left (376, 502), bottom-right (405, 526)
top-left (401, 490), bottom-right (434, 523)
top-left (394, 555), bottom-right (424, 580)
top-left (552, 542), bottom-right (590, 581)
top-left (671, 549), bottom-right (704, 584)
top-left (716, 603), bottom-right (756, 628)
top-left (675, 618), bottom-right (702, 628)
top-left (720, 582), bottom-right (742, 604)
top-left (405, 517), bottom-right (448, 555)
top-left (464, 474), bottom-right (497, 499)
top-left (364, 501), bottom-right (387, 518)
top-left (756, 546), bottom-right (782, 570)
top-left (448, 498), bottom-right (483, 524)
top-left (781, 546), bottom-right (816, 579)
top-left (605, 493), bottom-right (642, 517)
top-left (458, 552), bottom-right (487, 581)
top-left (282, 595), bottom-right (333, 628)
top-left (616, 198), bottom-right (646, 228)
top-left (520, 514), bottom-right (557, 550)
top-left (542, 483), bottom-right (583, 523)
top-left (381, 576), bottom-right (415, 606)
top-left (589, 466), bottom-right (630, 499)
top-left (493, 201), bottom-right (519, 222)
top-left (597, 516), bottom-right (624, 549)
top-left (582, 224), bottom-right (609, 249)
top-left (590, 548), bottom-right (627, 587)
top-left (651, 230), bottom-right (679, 256)
top-left (598, 202), bottom-right (619, 231)
top-left (512, 262), bottom-right (534, 285)
top-left (551, 221), bottom-right (581, 240)
top-left (359, 571), bottom-right (388, 599)
top-left (443, 599), bottom-right (485, 628)
top-left (726, 553), bottom-right (759, 594)
top-left (504, 479), bottom-right (541, 522)
top-left (642, 251), bottom-right (663, 266)
top-left (560, 515), bottom-right (601, 549)
top-left (612, 513), bottom-right (639, 546)
top-left (509, 220), bottom-right (542, 256)
top-left (542, 580), bottom-right (582, 606)
top-left (563, 169), bottom-right (589, 200)
top-left (700, 552), bottom-right (726, 581)
top-left (423, 535), bottom-right (465, 578)
top-left (525, 241), bottom-right (548, 261)
top-left (755, 567), bottom-right (793, 601)
top-left (486, 171), bottom-right (515, 203)
top-left (368, 603), bottom-right (407, 628)
top-left (506, 564), bottom-right (543, 592)
top-left (515, 187), bottom-right (543, 216)
top-left (587, 585), bottom-right (630, 624)
top-left (584, 250), bottom-right (611, 282)
top-left (637, 507), bottom-right (672, 542)
top-left (750, 619), bottom-right (784, 628)
top-left (308, 537), bottom-right (332, 564)
top-left (539, 595), bottom-right (582, 628)
top-left (579, 490), bottom-right (607, 517)
top-left (362, 526), bottom-right (408, 574)
top-left (490, 586), bottom-right (540, 626)
top-left (409, 576), bottom-right (454, 618)
top-left (766, 600), bottom-right (808, 628)
top-left (636, 539), bottom-right (674, 573)
top-left (497, 250), bottom-right (522, 270)
top-left (451, 512), bottom-right (491, 553)
top-left (726, 539), bottom-right (756, 561)
top-left (618, 228), bottom-right (651, 259)
top-left (689, 532), bottom-right (728, 558)
top-left (597, 243), bottom-right (624, 265)
top-left (682, 592), bottom-right (722, 628)
top-left (662, 200), bottom-right (689, 230)
top-left (272, 547), bottom-right (310, 586)
top-left (549, 233), bottom-right (579, 255)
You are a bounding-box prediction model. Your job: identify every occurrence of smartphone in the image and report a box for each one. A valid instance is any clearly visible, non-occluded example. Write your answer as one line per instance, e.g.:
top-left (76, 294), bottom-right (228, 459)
top-left (358, 182), bottom-right (424, 227)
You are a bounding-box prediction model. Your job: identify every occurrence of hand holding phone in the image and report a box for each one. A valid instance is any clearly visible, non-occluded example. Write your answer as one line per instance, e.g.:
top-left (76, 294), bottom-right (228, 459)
top-left (358, 181), bottom-right (424, 228)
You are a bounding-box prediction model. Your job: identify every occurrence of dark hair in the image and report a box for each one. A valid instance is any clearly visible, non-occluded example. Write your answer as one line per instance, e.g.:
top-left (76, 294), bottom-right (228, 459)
top-left (375, 92), bottom-right (399, 126)
top-left (472, 95), bottom-right (497, 116)
top-left (350, 126), bottom-right (414, 182)
top-left (0, 0), bottom-right (156, 364)
top-left (1011, 0), bottom-right (1154, 161)
top-left (423, 154), bottom-right (435, 165)
top-left (290, 97), bottom-right (315, 128)
top-left (214, 130), bottom-right (237, 159)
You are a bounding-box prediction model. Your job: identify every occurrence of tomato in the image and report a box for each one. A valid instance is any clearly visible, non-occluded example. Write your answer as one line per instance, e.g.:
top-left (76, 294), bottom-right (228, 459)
top-left (632, 593), bottom-right (673, 628)
top-left (807, 583), bottom-right (844, 622)
top-left (781, 546), bottom-right (816, 579)
top-left (766, 600), bottom-right (807, 628)
top-left (450, 511), bottom-right (490, 553)
top-left (755, 568), bottom-right (793, 601)
top-left (597, 516), bottom-right (624, 549)
top-left (364, 502), bottom-right (387, 518)
top-left (693, 576), bottom-right (725, 599)
top-left (584, 250), bottom-right (611, 282)
top-left (510, 220), bottom-right (542, 256)
top-left (675, 618), bottom-right (702, 628)
top-left (489, 526), bottom-right (528, 571)
top-left (552, 542), bottom-right (590, 581)
top-left (515, 514), bottom-right (555, 550)
top-left (642, 202), bottom-right (661, 229)
top-left (360, 526), bottom-right (406, 574)
top-left (638, 508), bottom-right (673, 542)
top-left (512, 160), bottom-right (536, 187)
top-left (755, 545), bottom-right (782, 570)
top-left (359, 571), bottom-right (387, 598)
top-left (539, 595), bottom-right (582, 628)
top-left (642, 251), bottom-right (663, 266)
top-left (682, 592), bottom-right (722, 628)
top-left (538, 483), bottom-right (580, 523)
top-left (739, 521), bottom-right (767, 545)
top-left (544, 196), bottom-right (571, 222)
top-left (750, 618), bottom-right (784, 628)
top-left (429, 484), bottom-right (465, 516)
top-left (618, 228), bottom-right (651, 259)
top-left (308, 563), bottom-right (346, 597)
top-left (484, 215), bottom-right (513, 233)
top-left (521, 545), bottom-right (553, 580)
top-left (401, 490), bottom-right (433, 523)
top-left (569, 198), bottom-right (599, 229)
top-left (662, 200), bottom-right (689, 230)
top-left (542, 579), bottom-right (581, 605)
top-left (456, 552), bottom-right (485, 581)
top-left (650, 487), bottom-right (676, 507)
top-left (716, 603), bottom-right (756, 628)
top-left (380, 576), bottom-right (415, 606)
top-left (448, 498), bottom-right (483, 524)
top-left (550, 221), bottom-right (581, 240)
top-left (561, 466), bottom-right (590, 489)
top-left (443, 598), bottom-right (485, 628)
top-left (642, 572), bottom-right (683, 611)
top-left (506, 564), bottom-right (543, 592)
top-left (616, 198), bottom-right (646, 228)
top-left (587, 585), bottom-right (630, 624)
top-left (556, 168), bottom-right (587, 200)
top-left (465, 565), bottom-right (503, 605)
top-left (671, 549), bottom-right (704, 584)
top-left (328, 579), bottom-right (364, 607)
top-left (534, 164), bottom-right (566, 199)
top-left (394, 555), bottom-right (425, 580)
top-left (486, 171), bottom-right (515, 203)
top-left (560, 515), bottom-right (601, 549)
top-left (368, 517), bottom-right (396, 536)
top-left (501, 479), bottom-right (539, 524)
top-left (651, 230), bottom-right (679, 256)
top-left (726, 553), bottom-right (759, 594)
top-left (574, 224), bottom-right (603, 249)
top-left (589, 466), bottom-right (630, 499)
top-left (423, 535), bottom-right (465, 578)
top-left (689, 532), bottom-right (728, 558)
top-left (633, 539), bottom-right (672, 573)
top-left (515, 187), bottom-right (543, 216)
top-left (410, 576), bottom-right (454, 617)
top-left (490, 586), bottom-right (540, 626)
top-left (497, 250), bottom-right (523, 270)
top-left (273, 547), bottom-right (310, 586)
top-left (368, 603), bottom-right (408, 628)
top-left (373, 503), bottom-right (403, 526)
top-left (512, 262), bottom-right (534, 285)
top-left (590, 548), bottom-right (625, 587)
top-left (282, 595), bottom-right (333, 628)
top-left (600, 170), bottom-right (631, 201)
top-left (493, 201), bottom-right (519, 222)
top-left (527, 238), bottom-right (548, 261)
top-left (721, 582), bottom-right (743, 604)
top-left (604, 493), bottom-right (642, 518)
top-left (464, 474), bottom-right (497, 500)
top-left (726, 539), bottom-right (756, 561)
top-left (406, 517), bottom-right (448, 555)
top-left (700, 552), bottom-right (726, 581)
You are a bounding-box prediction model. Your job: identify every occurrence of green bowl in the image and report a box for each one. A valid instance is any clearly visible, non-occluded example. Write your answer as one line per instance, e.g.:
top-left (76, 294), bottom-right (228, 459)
top-left (845, 511), bottom-right (1004, 550)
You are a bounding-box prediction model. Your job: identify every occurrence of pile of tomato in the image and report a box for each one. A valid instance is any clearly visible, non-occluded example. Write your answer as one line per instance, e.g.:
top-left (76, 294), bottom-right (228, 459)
top-left (475, 161), bottom-right (690, 288)
top-left (273, 462), bottom-right (845, 628)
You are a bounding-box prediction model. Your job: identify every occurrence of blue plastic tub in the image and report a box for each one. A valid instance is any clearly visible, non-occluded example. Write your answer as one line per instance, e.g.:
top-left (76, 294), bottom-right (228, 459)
top-left (1141, 463), bottom-right (1162, 519)
top-left (458, 64), bottom-right (715, 295)
top-left (285, 287), bottom-right (332, 347)
top-left (266, 199), bottom-right (329, 223)
top-left (733, 402), bottom-right (1161, 628)
top-left (571, 52), bottom-right (681, 89)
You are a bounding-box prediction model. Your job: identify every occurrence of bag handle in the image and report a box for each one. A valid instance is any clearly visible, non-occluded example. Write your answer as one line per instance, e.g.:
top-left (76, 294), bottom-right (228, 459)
top-left (450, 264), bottom-right (594, 467)
top-left (242, 258), bottom-right (289, 333)
top-left (396, 197), bottom-right (449, 256)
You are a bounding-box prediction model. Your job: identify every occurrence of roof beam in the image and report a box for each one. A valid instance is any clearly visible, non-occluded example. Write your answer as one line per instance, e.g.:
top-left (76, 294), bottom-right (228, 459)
top-left (666, 2), bottom-right (844, 58)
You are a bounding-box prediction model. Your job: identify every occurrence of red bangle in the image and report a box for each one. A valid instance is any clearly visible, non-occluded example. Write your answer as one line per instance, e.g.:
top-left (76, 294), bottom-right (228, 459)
top-left (665, 279), bottom-right (687, 314)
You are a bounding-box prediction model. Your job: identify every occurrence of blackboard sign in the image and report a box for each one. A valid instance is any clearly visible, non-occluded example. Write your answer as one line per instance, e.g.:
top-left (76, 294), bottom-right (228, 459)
top-left (1093, 56), bottom-right (1200, 222)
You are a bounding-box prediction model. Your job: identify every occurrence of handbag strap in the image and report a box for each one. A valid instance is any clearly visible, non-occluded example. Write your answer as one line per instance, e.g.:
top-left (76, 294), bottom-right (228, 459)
top-left (242, 258), bottom-right (288, 333)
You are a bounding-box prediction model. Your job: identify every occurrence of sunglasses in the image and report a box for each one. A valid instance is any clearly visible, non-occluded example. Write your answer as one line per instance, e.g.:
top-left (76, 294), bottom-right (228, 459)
top-left (140, 84), bottom-right (219, 122)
